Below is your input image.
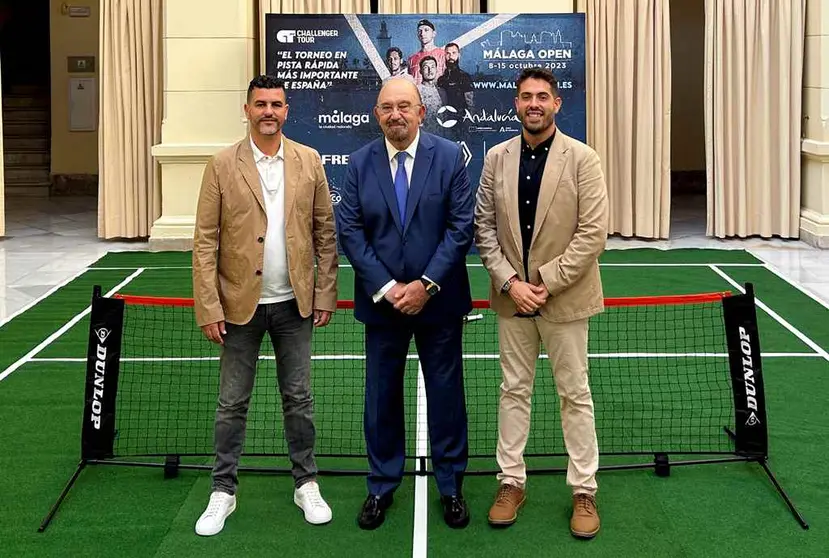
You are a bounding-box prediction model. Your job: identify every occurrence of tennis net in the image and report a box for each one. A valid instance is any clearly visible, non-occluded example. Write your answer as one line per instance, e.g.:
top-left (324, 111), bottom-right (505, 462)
top-left (80, 288), bottom-right (768, 465)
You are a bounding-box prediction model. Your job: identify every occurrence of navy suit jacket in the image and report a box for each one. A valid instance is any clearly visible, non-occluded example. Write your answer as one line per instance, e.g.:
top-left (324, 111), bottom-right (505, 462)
top-left (337, 131), bottom-right (474, 325)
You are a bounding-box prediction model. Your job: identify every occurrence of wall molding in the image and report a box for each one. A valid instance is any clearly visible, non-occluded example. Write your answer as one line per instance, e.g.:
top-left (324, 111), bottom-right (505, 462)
top-left (801, 138), bottom-right (829, 161)
top-left (151, 143), bottom-right (233, 164)
top-left (801, 207), bottom-right (829, 226)
top-left (800, 207), bottom-right (829, 249)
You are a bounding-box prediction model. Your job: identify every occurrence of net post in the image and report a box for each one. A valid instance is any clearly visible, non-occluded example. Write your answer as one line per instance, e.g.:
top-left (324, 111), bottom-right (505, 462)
top-left (81, 286), bottom-right (125, 461)
top-left (722, 282), bottom-right (768, 457)
top-left (722, 283), bottom-right (808, 528)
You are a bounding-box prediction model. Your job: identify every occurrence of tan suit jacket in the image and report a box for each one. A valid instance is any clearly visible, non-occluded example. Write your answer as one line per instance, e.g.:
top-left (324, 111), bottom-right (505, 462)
top-left (192, 135), bottom-right (338, 327)
top-left (474, 130), bottom-right (608, 323)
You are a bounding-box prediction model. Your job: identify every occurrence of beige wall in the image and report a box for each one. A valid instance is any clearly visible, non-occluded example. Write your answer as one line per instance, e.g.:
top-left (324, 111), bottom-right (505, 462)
top-left (801, 0), bottom-right (829, 247)
top-left (149, 0), bottom-right (256, 248)
top-left (670, 0), bottom-right (705, 172)
top-left (50, 0), bottom-right (100, 175)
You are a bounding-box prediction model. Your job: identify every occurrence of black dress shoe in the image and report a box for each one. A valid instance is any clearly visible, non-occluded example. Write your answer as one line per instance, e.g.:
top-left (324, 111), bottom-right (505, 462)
top-left (441, 494), bottom-right (470, 528)
top-left (357, 493), bottom-right (394, 530)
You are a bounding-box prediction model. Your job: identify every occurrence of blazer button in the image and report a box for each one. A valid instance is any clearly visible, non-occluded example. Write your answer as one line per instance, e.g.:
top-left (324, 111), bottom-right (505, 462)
top-left (255, 270), bottom-right (262, 276)
top-left (257, 236), bottom-right (264, 243)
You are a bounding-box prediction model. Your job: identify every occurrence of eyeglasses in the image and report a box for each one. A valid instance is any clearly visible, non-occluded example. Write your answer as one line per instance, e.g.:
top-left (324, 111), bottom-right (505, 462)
top-left (376, 103), bottom-right (421, 115)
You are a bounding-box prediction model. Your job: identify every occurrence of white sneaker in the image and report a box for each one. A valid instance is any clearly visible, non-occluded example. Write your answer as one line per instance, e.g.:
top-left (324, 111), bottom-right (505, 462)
top-left (195, 491), bottom-right (237, 536)
top-left (294, 481), bottom-right (332, 525)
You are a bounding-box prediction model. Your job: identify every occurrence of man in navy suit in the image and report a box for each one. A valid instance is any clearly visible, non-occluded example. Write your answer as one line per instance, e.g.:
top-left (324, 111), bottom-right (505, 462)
top-left (337, 77), bottom-right (474, 530)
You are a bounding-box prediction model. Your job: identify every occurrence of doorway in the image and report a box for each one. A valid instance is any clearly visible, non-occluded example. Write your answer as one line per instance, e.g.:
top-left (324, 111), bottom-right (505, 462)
top-left (669, 0), bottom-right (706, 238)
top-left (0, 0), bottom-right (52, 199)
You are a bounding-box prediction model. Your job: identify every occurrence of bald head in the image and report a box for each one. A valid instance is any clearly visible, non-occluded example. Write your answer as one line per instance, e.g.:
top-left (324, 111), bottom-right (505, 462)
top-left (378, 77), bottom-right (422, 105)
top-left (374, 77), bottom-right (425, 149)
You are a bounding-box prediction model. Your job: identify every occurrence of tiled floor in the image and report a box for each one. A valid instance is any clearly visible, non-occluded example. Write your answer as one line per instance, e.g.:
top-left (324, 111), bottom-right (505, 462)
top-left (0, 194), bottom-right (827, 324)
top-left (0, 196), bottom-right (146, 323)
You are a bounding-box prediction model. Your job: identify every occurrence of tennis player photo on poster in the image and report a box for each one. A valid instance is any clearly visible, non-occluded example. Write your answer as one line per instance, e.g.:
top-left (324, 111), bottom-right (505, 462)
top-left (263, 13), bottom-right (586, 211)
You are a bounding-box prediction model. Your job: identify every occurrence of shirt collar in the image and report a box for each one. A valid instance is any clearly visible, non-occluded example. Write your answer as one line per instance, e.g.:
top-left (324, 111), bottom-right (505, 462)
top-left (521, 128), bottom-right (556, 154)
top-left (385, 129), bottom-right (420, 164)
top-left (250, 136), bottom-right (284, 163)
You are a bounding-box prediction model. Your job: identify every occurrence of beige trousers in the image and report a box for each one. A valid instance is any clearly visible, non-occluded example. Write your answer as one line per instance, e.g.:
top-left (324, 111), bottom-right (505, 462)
top-left (496, 315), bottom-right (599, 495)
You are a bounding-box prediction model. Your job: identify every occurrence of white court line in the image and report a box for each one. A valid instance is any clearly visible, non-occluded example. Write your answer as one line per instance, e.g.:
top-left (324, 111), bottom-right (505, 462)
top-left (599, 263), bottom-right (764, 267)
top-left (0, 269), bottom-right (146, 383)
top-left (709, 265), bottom-right (829, 363)
top-left (412, 362), bottom-right (429, 558)
top-left (85, 263), bottom-right (767, 271)
top-left (28, 352), bottom-right (821, 364)
top-left (0, 266), bottom-right (91, 328)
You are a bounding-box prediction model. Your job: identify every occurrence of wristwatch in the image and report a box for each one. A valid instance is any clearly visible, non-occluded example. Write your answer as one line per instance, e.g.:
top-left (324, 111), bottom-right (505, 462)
top-left (501, 276), bottom-right (518, 293)
top-left (420, 278), bottom-right (440, 296)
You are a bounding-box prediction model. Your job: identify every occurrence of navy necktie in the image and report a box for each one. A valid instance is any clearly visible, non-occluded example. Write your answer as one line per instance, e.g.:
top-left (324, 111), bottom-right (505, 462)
top-left (394, 151), bottom-right (409, 225)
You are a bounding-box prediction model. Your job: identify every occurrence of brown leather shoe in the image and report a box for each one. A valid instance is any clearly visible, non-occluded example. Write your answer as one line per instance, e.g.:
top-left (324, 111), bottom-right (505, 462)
top-left (487, 483), bottom-right (526, 527)
top-left (570, 493), bottom-right (600, 538)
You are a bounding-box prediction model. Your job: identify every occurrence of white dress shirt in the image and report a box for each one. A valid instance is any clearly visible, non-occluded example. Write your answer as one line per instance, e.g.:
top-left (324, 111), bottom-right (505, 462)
top-left (251, 137), bottom-right (294, 304)
top-left (372, 130), bottom-right (439, 303)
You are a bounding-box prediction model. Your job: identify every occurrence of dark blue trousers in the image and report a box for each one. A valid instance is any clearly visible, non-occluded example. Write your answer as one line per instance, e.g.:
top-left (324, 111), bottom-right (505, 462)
top-left (363, 318), bottom-right (468, 497)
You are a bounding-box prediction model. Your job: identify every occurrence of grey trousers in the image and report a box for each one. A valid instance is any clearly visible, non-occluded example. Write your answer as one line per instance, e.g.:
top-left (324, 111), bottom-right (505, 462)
top-left (212, 300), bottom-right (317, 494)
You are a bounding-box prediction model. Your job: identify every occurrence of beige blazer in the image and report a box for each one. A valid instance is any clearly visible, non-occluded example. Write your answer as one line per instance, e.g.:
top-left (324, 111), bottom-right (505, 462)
top-left (192, 135), bottom-right (338, 327)
top-left (474, 130), bottom-right (608, 323)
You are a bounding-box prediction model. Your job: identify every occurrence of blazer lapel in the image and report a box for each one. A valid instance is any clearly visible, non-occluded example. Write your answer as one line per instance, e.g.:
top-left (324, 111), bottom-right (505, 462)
top-left (403, 132), bottom-right (435, 236)
top-left (238, 137), bottom-right (266, 213)
top-left (530, 130), bottom-right (568, 248)
top-left (282, 137), bottom-right (300, 228)
top-left (371, 140), bottom-right (403, 233)
top-left (502, 137), bottom-right (523, 257)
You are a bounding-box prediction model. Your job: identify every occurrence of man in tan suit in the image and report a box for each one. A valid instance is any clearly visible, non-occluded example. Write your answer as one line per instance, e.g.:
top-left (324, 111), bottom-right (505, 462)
top-left (474, 67), bottom-right (608, 539)
top-left (191, 75), bottom-right (338, 536)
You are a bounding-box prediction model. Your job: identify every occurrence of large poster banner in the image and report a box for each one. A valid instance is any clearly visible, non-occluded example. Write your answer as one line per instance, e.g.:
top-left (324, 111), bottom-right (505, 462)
top-left (264, 13), bottom-right (585, 210)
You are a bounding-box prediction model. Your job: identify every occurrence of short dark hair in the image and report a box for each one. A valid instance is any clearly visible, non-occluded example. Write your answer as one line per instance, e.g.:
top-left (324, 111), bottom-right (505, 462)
top-left (386, 46), bottom-right (403, 59)
top-left (247, 74), bottom-right (286, 102)
top-left (515, 67), bottom-right (559, 96)
top-left (419, 55), bottom-right (437, 70)
top-left (445, 42), bottom-right (460, 51)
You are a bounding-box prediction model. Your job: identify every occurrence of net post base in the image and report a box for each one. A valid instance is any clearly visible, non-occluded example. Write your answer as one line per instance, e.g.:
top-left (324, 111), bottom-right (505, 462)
top-left (38, 460), bottom-right (87, 532)
top-left (164, 455), bottom-right (180, 479)
top-left (757, 458), bottom-right (809, 530)
top-left (654, 453), bottom-right (670, 477)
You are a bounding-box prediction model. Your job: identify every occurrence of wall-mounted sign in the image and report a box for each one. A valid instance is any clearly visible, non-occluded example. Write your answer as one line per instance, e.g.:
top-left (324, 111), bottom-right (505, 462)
top-left (68, 56), bottom-right (95, 73)
top-left (61, 3), bottom-right (92, 18)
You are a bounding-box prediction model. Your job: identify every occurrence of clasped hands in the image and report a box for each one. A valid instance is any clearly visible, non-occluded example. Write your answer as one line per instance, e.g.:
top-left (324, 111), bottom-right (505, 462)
top-left (385, 280), bottom-right (429, 315)
top-left (508, 277), bottom-right (549, 315)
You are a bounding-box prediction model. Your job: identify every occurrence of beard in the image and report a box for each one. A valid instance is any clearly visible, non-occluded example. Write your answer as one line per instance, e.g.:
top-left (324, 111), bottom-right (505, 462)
top-left (520, 111), bottom-right (554, 134)
top-left (446, 59), bottom-right (458, 69)
top-left (384, 119), bottom-right (410, 142)
top-left (256, 118), bottom-right (281, 135)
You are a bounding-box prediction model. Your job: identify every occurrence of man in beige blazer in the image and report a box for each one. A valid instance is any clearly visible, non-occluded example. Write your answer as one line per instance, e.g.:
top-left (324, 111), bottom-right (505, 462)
top-left (191, 75), bottom-right (338, 536)
top-left (474, 67), bottom-right (608, 539)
